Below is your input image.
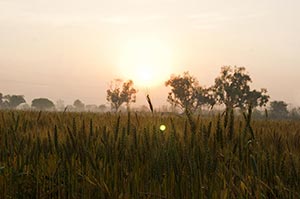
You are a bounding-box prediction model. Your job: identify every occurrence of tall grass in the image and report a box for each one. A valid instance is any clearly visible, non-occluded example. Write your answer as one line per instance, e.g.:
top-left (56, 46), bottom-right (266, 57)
top-left (0, 110), bottom-right (299, 198)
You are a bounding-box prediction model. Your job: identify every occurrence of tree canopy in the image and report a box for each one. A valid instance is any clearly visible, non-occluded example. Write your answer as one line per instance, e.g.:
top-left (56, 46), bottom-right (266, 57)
top-left (32, 98), bottom-right (55, 110)
top-left (0, 93), bottom-right (3, 108)
top-left (269, 100), bottom-right (289, 119)
top-left (106, 79), bottom-right (137, 112)
top-left (2, 95), bottom-right (26, 109)
top-left (165, 71), bottom-right (215, 112)
top-left (73, 99), bottom-right (85, 111)
top-left (213, 66), bottom-right (269, 110)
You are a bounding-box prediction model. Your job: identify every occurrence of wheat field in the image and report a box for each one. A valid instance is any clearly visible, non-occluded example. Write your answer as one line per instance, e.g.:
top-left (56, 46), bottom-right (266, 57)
top-left (0, 110), bottom-right (299, 198)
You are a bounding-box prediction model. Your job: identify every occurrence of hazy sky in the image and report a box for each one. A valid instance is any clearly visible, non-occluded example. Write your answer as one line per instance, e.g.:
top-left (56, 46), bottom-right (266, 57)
top-left (1, 0), bottom-right (300, 107)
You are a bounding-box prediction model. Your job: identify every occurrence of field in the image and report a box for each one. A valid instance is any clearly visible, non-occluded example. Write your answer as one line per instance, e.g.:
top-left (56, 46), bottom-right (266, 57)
top-left (0, 110), bottom-right (299, 198)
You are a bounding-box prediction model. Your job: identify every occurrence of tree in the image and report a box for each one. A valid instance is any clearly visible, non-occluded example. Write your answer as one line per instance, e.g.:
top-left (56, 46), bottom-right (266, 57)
top-left (165, 71), bottom-right (214, 112)
top-left (213, 66), bottom-right (269, 111)
top-left (195, 87), bottom-right (216, 110)
top-left (0, 93), bottom-right (3, 108)
top-left (73, 99), bottom-right (85, 111)
top-left (245, 89), bottom-right (269, 109)
top-left (289, 107), bottom-right (300, 119)
top-left (32, 98), bottom-right (55, 110)
top-left (165, 72), bottom-right (198, 111)
top-left (3, 95), bottom-right (26, 109)
top-left (269, 101), bottom-right (289, 119)
top-left (99, 104), bottom-right (107, 112)
top-left (106, 79), bottom-right (137, 112)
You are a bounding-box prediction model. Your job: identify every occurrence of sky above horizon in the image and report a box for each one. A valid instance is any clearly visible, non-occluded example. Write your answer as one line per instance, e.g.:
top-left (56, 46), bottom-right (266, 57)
top-left (0, 0), bottom-right (300, 107)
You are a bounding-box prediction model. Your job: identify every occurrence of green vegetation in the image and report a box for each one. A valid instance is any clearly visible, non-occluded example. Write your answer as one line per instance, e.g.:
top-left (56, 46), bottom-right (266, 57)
top-left (0, 110), bottom-right (299, 198)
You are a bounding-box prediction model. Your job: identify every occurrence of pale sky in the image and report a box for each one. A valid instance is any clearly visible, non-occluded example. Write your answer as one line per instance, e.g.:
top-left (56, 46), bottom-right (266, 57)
top-left (0, 0), bottom-right (300, 107)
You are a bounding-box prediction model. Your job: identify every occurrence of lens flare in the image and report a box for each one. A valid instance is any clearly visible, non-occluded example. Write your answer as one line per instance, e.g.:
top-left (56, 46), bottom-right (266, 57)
top-left (160, 124), bottom-right (166, 131)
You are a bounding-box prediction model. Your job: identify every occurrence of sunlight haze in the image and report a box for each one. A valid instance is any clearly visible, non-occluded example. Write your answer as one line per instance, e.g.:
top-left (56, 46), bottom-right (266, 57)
top-left (0, 0), bottom-right (299, 107)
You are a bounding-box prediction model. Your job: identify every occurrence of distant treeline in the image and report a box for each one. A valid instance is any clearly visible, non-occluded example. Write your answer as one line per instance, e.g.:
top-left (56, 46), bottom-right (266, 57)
top-left (1, 94), bottom-right (299, 120)
top-left (1, 66), bottom-right (300, 119)
top-left (0, 94), bottom-right (107, 112)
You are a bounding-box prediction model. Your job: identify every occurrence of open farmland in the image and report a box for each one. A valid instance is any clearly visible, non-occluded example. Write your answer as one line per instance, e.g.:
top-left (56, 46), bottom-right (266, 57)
top-left (0, 110), bottom-right (299, 198)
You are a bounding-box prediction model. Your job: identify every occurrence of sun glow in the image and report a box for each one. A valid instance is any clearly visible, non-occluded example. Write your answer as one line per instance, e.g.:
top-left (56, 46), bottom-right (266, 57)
top-left (118, 38), bottom-right (173, 88)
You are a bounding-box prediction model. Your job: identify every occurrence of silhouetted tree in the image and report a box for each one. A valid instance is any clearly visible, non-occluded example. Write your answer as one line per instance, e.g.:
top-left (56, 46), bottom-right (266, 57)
top-left (247, 89), bottom-right (269, 107)
top-left (165, 72), bottom-right (197, 111)
top-left (3, 95), bottom-right (26, 109)
top-left (290, 107), bottom-right (300, 119)
top-left (32, 98), bottom-right (55, 110)
top-left (165, 71), bottom-right (214, 112)
top-left (195, 87), bottom-right (216, 110)
top-left (0, 93), bottom-right (3, 108)
top-left (213, 66), bottom-right (269, 111)
top-left (0, 93), bottom-right (10, 109)
top-left (269, 101), bottom-right (289, 119)
top-left (99, 104), bottom-right (107, 112)
top-left (106, 79), bottom-right (137, 112)
top-left (73, 99), bottom-right (85, 111)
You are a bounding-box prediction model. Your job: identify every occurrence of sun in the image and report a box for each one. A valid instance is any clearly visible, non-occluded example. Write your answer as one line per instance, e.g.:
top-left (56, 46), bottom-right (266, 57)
top-left (118, 38), bottom-right (173, 88)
